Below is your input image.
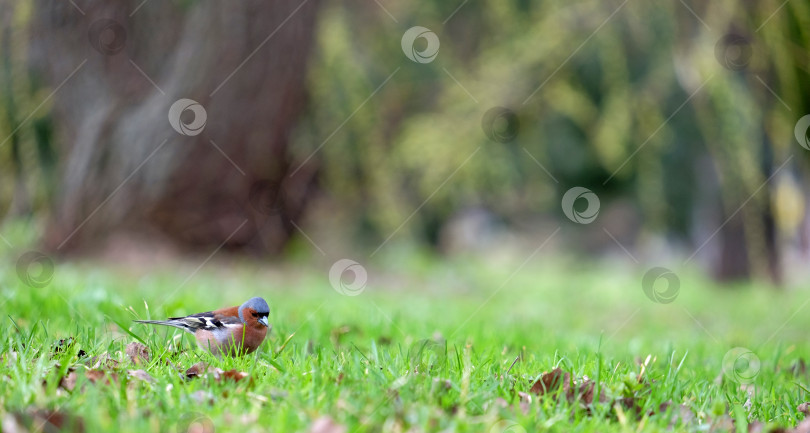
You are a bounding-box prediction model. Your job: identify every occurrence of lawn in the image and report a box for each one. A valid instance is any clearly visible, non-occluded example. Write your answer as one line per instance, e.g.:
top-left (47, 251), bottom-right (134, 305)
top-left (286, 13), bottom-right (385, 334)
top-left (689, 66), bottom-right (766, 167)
top-left (2, 245), bottom-right (810, 432)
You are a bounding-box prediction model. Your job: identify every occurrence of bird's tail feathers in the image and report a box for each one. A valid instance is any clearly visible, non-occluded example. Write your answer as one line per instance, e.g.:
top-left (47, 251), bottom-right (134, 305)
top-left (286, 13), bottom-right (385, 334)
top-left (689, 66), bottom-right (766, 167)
top-left (134, 319), bottom-right (191, 332)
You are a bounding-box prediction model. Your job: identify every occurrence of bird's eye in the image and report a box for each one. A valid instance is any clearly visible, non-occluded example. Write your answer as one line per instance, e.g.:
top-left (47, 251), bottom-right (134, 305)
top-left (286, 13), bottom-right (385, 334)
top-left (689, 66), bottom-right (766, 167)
top-left (252, 312), bottom-right (258, 317)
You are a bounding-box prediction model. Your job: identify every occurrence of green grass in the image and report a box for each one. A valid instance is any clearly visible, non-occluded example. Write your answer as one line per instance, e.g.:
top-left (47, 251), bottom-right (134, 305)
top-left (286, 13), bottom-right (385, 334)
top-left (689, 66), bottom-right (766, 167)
top-left (1, 250), bottom-right (809, 432)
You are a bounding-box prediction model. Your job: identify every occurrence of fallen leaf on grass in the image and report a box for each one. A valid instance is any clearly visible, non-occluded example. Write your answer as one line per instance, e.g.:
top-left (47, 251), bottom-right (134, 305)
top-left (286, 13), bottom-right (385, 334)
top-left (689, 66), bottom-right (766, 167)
top-left (747, 421), bottom-right (766, 433)
top-left (530, 367), bottom-right (568, 396)
top-left (85, 369), bottom-right (118, 385)
top-left (185, 362), bottom-right (206, 379)
top-left (57, 368), bottom-right (119, 391)
top-left (517, 391), bottom-right (532, 414)
top-left (9, 409), bottom-right (85, 433)
top-left (529, 367), bottom-right (606, 406)
top-left (655, 401), bottom-right (696, 427)
top-left (219, 369), bottom-right (249, 383)
top-left (126, 342), bottom-right (151, 365)
top-left (59, 371), bottom-right (78, 391)
top-left (84, 353), bottom-right (120, 370)
top-left (184, 363), bottom-right (251, 385)
top-left (310, 416), bottom-right (346, 433)
top-left (128, 369), bottom-right (156, 383)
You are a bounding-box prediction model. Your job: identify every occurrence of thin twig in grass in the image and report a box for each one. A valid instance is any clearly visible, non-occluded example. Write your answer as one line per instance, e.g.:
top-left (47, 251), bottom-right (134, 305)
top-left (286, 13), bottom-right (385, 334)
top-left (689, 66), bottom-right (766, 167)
top-left (506, 355), bottom-right (520, 375)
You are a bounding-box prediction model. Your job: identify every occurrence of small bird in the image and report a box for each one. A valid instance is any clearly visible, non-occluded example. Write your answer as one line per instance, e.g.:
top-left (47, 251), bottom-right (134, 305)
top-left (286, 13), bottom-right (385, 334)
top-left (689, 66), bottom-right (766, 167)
top-left (135, 297), bottom-right (270, 356)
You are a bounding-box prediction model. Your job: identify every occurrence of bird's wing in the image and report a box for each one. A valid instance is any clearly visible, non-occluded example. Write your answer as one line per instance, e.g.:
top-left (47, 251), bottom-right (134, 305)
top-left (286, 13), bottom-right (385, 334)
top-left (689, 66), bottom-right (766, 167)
top-left (136, 311), bottom-right (242, 333)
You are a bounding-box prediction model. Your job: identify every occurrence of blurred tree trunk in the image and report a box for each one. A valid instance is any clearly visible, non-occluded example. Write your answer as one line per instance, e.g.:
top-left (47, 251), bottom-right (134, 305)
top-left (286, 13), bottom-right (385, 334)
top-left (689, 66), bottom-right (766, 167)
top-left (29, 0), bottom-right (320, 254)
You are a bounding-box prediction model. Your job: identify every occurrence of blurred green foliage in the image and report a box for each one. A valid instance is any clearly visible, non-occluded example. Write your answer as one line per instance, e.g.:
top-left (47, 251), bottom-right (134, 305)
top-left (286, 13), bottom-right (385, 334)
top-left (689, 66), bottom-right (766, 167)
top-left (1, 0), bottom-right (808, 276)
top-left (296, 0), bottom-right (809, 263)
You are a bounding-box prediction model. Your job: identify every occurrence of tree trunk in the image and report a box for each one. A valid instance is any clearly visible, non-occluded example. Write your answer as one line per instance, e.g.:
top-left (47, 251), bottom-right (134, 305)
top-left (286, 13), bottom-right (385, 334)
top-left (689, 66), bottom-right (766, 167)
top-left (29, 0), bottom-right (321, 254)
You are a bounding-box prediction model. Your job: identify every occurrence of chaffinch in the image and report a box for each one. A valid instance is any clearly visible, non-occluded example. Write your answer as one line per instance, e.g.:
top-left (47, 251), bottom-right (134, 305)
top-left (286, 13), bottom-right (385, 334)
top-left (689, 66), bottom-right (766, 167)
top-left (135, 297), bottom-right (270, 356)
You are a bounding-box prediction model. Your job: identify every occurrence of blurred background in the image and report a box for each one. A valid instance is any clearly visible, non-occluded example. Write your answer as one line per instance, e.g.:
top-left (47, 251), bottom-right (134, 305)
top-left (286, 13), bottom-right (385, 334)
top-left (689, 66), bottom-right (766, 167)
top-left (1, 0), bottom-right (809, 287)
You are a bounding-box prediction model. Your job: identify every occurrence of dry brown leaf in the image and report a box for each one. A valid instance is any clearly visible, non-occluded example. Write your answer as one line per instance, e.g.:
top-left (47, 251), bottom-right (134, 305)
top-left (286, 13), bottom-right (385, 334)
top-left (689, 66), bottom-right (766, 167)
top-left (529, 367), bottom-right (569, 396)
top-left (309, 416), bottom-right (347, 433)
top-left (128, 369), bottom-right (156, 383)
top-left (12, 409), bottom-right (85, 433)
top-left (710, 415), bottom-right (734, 432)
top-left (799, 402), bottom-right (810, 417)
top-left (747, 420), bottom-right (765, 433)
top-left (576, 380), bottom-right (607, 405)
top-left (85, 369), bottom-right (117, 385)
top-left (220, 369), bottom-right (249, 383)
top-left (59, 371), bottom-right (78, 391)
top-left (517, 391), bottom-right (532, 414)
top-left (208, 366), bottom-right (225, 379)
top-left (656, 401), bottom-right (696, 427)
top-left (529, 368), bottom-right (606, 407)
top-left (126, 342), bottom-right (151, 365)
top-left (185, 362), bottom-right (206, 378)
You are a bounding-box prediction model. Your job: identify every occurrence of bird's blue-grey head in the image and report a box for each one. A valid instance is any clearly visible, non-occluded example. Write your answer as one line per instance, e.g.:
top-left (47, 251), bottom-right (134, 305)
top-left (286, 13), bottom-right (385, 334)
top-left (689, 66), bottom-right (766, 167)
top-left (238, 297), bottom-right (270, 327)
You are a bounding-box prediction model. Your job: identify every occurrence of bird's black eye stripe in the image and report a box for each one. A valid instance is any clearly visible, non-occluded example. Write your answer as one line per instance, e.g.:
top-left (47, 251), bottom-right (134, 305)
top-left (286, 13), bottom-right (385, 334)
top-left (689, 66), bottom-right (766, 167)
top-left (252, 312), bottom-right (258, 317)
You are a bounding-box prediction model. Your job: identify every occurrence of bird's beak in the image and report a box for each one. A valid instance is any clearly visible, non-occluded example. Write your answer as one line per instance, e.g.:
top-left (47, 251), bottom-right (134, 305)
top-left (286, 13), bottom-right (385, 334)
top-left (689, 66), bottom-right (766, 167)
top-left (258, 316), bottom-right (269, 327)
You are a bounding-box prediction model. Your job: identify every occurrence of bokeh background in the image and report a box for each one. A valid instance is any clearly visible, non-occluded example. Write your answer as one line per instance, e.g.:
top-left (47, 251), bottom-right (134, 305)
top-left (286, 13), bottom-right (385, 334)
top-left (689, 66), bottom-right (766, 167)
top-left (1, 0), bottom-right (809, 287)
